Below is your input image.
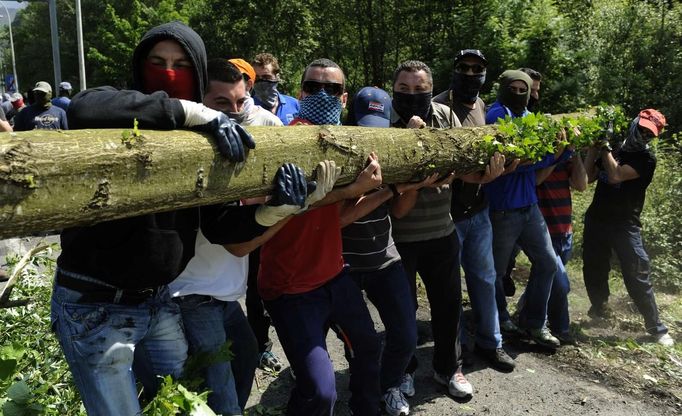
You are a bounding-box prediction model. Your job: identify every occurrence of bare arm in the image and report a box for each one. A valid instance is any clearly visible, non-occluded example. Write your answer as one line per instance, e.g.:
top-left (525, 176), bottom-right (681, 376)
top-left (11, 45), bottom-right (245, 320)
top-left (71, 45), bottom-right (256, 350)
top-left (312, 152), bottom-right (383, 207)
top-left (600, 150), bottom-right (640, 184)
top-left (340, 173), bottom-right (441, 227)
top-left (569, 153), bottom-right (588, 191)
top-left (584, 147), bottom-right (601, 183)
top-left (223, 216), bottom-right (292, 257)
top-left (0, 119), bottom-right (12, 132)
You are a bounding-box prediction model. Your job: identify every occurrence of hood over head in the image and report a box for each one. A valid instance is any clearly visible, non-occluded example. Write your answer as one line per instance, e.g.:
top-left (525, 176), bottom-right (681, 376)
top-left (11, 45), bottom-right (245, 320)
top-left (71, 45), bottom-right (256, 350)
top-left (132, 21), bottom-right (207, 102)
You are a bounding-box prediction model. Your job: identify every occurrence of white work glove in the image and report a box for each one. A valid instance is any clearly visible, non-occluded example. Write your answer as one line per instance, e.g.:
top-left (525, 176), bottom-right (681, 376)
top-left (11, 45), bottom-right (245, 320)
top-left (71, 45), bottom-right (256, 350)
top-left (302, 160), bottom-right (342, 209)
top-left (254, 163), bottom-right (311, 227)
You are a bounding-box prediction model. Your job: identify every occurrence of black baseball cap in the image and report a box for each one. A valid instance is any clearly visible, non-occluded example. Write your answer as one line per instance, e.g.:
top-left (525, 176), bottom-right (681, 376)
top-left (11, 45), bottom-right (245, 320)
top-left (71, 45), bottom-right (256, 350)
top-left (454, 49), bottom-right (488, 65)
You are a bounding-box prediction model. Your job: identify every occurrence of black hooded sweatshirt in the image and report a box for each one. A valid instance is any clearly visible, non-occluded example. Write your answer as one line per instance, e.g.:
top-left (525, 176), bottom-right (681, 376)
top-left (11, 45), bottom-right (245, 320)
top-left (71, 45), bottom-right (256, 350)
top-left (58, 22), bottom-right (265, 289)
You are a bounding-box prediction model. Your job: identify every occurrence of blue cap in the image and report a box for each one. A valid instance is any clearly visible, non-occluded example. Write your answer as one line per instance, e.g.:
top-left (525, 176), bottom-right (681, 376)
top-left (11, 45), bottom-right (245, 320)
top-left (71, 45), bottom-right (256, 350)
top-left (353, 87), bottom-right (391, 127)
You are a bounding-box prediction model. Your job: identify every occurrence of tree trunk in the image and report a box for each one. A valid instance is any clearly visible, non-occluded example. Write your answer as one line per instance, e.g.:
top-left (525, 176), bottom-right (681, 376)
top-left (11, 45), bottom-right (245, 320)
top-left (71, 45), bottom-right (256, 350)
top-left (0, 124), bottom-right (502, 238)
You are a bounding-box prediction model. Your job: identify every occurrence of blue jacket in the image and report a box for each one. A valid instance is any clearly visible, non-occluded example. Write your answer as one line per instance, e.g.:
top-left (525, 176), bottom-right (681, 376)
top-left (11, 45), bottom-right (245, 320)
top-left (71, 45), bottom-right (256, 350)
top-left (485, 100), bottom-right (529, 124)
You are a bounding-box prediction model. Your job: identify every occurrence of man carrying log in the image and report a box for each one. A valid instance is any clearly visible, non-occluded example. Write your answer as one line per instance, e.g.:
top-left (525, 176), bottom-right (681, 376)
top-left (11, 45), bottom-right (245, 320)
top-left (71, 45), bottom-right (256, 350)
top-left (49, 21), bottom-right (302, 415)
top-left (258, 58), bottom-right (384, 416)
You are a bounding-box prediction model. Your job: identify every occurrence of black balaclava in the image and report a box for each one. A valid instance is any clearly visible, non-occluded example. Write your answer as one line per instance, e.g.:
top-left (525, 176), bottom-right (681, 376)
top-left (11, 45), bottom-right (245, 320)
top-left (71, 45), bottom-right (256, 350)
top-left (497, 70), bottom-right (532, 116)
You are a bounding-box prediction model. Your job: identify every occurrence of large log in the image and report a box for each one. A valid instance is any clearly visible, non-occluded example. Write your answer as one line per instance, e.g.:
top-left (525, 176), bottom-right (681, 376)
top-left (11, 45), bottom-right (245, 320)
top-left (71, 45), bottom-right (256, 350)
top-left (0, 124), bottom-right (505, 238)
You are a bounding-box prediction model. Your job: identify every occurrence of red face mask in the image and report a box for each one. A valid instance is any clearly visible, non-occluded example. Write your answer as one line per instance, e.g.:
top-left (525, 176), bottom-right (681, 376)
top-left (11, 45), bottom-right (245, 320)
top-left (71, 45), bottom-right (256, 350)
top-left (143, 60), bottom-right (196, 100)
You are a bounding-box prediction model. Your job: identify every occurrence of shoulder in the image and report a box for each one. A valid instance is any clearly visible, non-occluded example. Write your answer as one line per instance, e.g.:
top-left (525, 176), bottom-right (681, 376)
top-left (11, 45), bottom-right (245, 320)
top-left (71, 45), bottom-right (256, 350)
top-left (485, 102), bottom-right (506, 124)
top-left (252, 107), bottom-right (283, 126)
top-left (430, 102), bottom-right (460, 127)
top-left (432, 90), bottom-right (450, 105)
top-left (279, 93), bottom-right (299, 106)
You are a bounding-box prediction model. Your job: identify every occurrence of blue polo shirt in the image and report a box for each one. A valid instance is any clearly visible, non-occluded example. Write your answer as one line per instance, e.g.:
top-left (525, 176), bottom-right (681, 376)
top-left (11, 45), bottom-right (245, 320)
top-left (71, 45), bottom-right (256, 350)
top-left (484, 101), bottom-right (570, 211)
top-left (254, 92), bottom-right (299, 126)
top-left (52, 96), bottom-right (71, 111)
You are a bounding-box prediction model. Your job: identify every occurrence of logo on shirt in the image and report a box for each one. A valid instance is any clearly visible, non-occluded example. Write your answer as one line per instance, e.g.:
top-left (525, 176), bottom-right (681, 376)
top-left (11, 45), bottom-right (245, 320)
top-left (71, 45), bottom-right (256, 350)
top-left (35, 114), bottom-right (60, 127)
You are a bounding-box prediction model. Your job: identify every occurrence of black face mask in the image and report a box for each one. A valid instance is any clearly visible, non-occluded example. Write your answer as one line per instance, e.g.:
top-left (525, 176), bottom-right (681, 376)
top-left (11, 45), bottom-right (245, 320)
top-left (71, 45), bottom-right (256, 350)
top-left (392, 91), bottom-right (432, 122)
top-left (527, 95), bottom-right (539, 112)
top-left (450, 72), bottom-right (485, 104)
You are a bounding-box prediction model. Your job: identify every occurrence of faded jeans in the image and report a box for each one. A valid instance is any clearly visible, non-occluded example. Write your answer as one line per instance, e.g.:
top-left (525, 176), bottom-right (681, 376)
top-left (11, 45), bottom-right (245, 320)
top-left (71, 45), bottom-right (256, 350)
top-left (51, 280), bottom-right (187, 416)
top-left (175, 295), bottom-right (258, 415)
top-left (490, 204), bottom-right (557, 329)
top-left (455, 207), bottom-right (502, 349)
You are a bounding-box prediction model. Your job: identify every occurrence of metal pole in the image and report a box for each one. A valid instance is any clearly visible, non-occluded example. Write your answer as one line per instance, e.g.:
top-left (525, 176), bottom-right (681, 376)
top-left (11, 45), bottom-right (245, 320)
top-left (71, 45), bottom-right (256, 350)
top-left (0, 1), bottom-right (18, 92)
top-left (48, 0), bottom-right (61, 89)
top-left (75, 0), bottom-right (85, 90)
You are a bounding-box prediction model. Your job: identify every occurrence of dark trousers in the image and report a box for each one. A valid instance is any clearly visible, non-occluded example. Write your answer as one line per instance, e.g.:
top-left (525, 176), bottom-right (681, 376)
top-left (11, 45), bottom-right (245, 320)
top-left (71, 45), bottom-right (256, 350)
top-left (265, 269), bottom-right (381, 416)
top-left (397, 231), bottom-right (462, 376)
top-left (246, 247), bottom-right (272, 353)
top-left (582, 215), bottom-right (667, 335)
top-left (351, 261), bottom-right (417, 392)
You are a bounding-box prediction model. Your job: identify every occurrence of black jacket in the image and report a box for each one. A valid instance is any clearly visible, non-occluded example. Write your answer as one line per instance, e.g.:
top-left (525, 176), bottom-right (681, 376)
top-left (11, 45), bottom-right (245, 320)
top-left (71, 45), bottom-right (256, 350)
top-left (58, 21), bottom-right (264, 289)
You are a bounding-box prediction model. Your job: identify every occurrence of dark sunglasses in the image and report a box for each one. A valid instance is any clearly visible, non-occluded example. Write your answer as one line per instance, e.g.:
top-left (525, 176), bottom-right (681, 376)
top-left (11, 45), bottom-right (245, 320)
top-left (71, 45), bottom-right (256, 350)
top-left (454, 62), bottom-right (486, 74)
top-left (509, 86), bottom-right (528, 94)
top-left (302, 80), bottom-right (344, 96)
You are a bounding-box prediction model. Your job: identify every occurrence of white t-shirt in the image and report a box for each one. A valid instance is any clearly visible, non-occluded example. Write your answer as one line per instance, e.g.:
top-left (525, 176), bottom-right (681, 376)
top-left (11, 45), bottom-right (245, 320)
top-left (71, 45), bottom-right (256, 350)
top-left (169, 230), bottom-right (248, 302)
top-left (242, 106), bottom-right (283, 126)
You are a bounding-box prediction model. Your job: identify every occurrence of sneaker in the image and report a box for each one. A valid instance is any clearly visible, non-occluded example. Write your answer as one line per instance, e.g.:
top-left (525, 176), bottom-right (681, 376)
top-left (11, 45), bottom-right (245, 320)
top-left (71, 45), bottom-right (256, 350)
top-left (655, 333), bottom-right (674, 347)
top-left (399, 373), bottom-right (415, 398)
top-left (433, 369), bottom-right (473, 398)
top-left (383, 387), bottom-right (410, 416)
top-left (553, 331), bottom-right (577, 346)
top-left (474, 345), bottom-right (516, 372)
top-left (259, 351), bottom-right (283, 372)
top-left (587, 303), bottom-right (613, 319)
top-left (526, 326), bottom-right (560, 349)
top-left (500, 319), bottom-right (521, 336)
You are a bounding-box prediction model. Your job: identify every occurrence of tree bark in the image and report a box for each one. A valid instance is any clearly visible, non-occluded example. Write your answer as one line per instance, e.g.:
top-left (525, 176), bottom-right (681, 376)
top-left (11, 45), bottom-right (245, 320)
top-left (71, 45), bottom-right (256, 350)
top-left (0, 124), bottom-right (508, 238)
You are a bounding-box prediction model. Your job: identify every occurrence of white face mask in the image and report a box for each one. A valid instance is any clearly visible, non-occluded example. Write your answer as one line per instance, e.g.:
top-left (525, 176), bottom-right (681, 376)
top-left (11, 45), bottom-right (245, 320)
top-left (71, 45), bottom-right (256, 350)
top-left (253, 79), bottom-right (279, 110)
top-left (227, 96), bottom-right (254, 124)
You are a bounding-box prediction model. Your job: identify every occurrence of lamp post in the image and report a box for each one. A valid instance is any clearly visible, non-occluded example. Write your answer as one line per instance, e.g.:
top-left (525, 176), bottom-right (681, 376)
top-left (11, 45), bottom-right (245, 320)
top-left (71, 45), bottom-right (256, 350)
top-left (0, 1), bottom-right (18, 92)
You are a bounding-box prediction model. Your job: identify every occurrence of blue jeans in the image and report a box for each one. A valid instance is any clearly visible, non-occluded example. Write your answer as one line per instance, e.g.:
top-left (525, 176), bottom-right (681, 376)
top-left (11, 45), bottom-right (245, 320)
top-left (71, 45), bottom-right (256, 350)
top-left (265, 269), bottom-right (381, 416)
top-left (455, 207), bottom-right (502, 349)
top-left (582, 216), bottom-right (667, 335)
top-left (350, 261), bottom-right (416, 391)
top-left (490, 204), bottom-right (557, 329)
top-left (518, 234), bottom-right (573, 335)
top-left (51, 279), bottom-right (187, 416)
top-left (175, 295), bottom-right (259, 415)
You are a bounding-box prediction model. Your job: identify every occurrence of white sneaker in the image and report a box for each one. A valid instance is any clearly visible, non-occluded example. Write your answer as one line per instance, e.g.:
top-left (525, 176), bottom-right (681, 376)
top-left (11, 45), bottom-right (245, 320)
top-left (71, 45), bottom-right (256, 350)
top-left (399, 373), bottom-right (415, 397)
top-left (655, 333), bottom-right (674, 347)
top-left (433, 369), bottom-right (473, 398)
top-left (383, 387), bottom-right (410, 416)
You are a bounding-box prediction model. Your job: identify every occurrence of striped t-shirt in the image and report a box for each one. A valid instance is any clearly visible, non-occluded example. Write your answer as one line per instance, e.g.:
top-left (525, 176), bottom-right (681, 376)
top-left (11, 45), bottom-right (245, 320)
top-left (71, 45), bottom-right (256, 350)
top-left (391, 186), bottom-right (455, 243)
top-left (537, 162), bottom-right (572, 238)
top-left (342, 202), bottom-right (401, 272)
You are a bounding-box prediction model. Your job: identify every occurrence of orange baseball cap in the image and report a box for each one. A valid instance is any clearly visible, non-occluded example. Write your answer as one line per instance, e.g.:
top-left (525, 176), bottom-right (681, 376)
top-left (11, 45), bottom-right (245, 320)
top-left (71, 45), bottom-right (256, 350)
top-left (638, 109), bottom-right (666, 136)
top-left (228, 58), bottom-right (256, 82)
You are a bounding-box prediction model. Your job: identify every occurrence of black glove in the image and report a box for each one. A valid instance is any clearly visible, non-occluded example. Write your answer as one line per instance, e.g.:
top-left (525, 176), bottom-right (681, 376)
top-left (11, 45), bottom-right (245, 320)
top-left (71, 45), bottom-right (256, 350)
top-left (204, 113), bottom-right (256, 162)
top-left (269, 163), bottom-right (315, 208)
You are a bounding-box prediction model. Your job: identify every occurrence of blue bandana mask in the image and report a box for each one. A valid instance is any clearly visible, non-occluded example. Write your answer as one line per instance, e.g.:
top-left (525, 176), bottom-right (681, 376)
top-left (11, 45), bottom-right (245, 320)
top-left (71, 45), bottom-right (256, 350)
top-left (296, 90), bottom-right (343, 125)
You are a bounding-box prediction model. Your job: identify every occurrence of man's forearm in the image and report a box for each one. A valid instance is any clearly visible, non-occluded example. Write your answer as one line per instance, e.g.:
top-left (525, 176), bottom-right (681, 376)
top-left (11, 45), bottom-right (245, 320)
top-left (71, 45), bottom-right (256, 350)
top-left (224, 216), bottom-right (291, 257)
top-left (339, 187), bottom-right (393, 228)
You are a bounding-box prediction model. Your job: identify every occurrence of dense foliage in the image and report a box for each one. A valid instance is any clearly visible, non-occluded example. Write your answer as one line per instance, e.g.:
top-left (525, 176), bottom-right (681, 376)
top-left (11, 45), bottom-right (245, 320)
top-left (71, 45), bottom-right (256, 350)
top-left (4, 0), bottom-right (681, 132)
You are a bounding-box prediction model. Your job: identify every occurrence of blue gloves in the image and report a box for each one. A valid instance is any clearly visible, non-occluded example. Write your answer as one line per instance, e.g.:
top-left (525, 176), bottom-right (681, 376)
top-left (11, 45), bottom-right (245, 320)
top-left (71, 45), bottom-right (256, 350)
top-left (180, 100), bottom-right (256, 162)
top-left (204, 113), bottom-right (256, 162)
top-left (255, 163), bottom-right (317, 227)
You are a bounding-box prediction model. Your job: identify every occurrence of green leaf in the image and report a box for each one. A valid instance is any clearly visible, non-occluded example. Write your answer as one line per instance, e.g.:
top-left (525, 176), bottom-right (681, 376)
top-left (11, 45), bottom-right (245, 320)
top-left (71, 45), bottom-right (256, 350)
top-left (7, 381), bottom-right (31, 404)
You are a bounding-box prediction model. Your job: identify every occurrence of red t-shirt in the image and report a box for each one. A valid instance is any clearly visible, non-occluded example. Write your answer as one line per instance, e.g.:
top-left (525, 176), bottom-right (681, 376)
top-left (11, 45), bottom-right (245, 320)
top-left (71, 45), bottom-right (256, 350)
top-left (258, 203), bottom-right (345, 300)
top-left (537, 162), bottom-right (573, 238)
